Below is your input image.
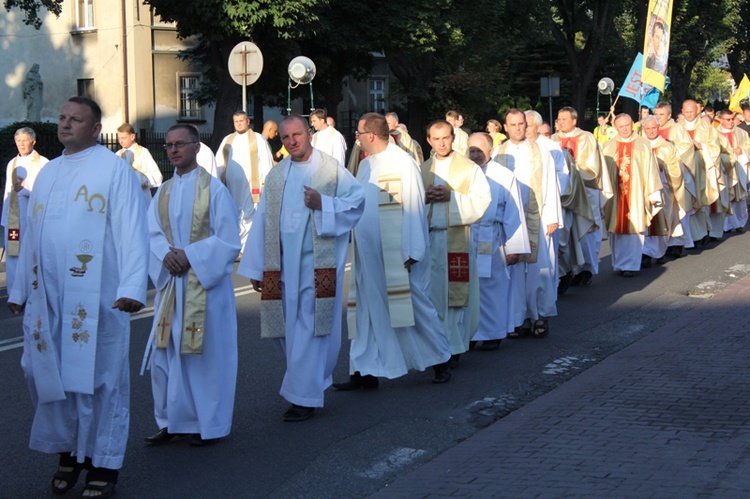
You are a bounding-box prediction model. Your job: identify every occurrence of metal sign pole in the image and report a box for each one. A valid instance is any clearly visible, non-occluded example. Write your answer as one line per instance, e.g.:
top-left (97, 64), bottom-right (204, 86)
top-left (241, 46), bottom-right (248, 113)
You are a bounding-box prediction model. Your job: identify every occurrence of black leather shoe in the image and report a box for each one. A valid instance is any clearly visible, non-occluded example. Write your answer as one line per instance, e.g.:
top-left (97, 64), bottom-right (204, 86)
top-left (144, 428), bottom-right (178, 446)
top-left (283, 404), bottom-right (315, 422)
top-left (190, 434), bottom-right (217, 447)
top-left (621, 270), bottom-right (636, 278)
top-left (432, 361), bottom-right (452, 384)
top-left (478, 339), bottom-right (501, 351)
top-left (333, 372), bottom-right (379, 390)
top-left (578, 270), bottom-right (593, 287)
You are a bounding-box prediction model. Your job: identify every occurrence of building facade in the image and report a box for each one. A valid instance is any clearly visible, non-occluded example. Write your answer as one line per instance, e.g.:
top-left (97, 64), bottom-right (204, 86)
top-left (1, 0), bottom-right (212, 134)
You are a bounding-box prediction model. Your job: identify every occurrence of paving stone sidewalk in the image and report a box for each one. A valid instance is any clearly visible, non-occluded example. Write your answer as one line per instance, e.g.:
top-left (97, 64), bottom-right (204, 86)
top-left (373, 275), bottom-right (750, 498)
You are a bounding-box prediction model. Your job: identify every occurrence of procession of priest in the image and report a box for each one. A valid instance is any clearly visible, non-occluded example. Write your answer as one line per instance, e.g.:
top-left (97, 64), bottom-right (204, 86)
top-left (4, 94), bottom-right (749, 497)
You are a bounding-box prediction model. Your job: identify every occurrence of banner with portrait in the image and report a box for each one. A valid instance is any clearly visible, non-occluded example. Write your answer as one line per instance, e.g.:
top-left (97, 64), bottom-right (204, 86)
top-left (641, 0), bottom-right (673, 92)
top-left (619, 53), bottom-right (660, 110)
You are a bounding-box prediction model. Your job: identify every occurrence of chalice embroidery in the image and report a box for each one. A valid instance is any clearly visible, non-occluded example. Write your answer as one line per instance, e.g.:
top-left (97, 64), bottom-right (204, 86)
top-left (70, 239), bottom-right (93, 277)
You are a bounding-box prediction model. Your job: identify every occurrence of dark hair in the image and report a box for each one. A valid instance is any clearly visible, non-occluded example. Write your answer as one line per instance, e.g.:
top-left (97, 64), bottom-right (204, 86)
top-left (166, 124), bottom-right (200, 143)
top-left (68, 96), bottom-right (102, 123)
top-left (360, 112), bottom-right (389, 140)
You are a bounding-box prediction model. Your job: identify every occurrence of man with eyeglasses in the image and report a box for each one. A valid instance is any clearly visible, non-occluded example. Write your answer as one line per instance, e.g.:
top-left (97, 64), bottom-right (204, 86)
top-left (238, 114), bottom-right (364, 422)
top-left (116, 122), bottom-right (163, 205)
top-left (143, 124), bottom-right (241, 447)
top-left (715, 109), bottom-right (750, 233)
top-left (335, 113), bottom-right (452, 390)
top-left (215, 110), bottom-right (273, 257)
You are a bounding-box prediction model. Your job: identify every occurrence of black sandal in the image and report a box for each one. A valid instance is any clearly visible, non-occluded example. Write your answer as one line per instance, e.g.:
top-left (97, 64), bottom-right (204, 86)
top-left (51, 452), bottom-right (85, 494)
top-left (532, 318), bottom-right (549, 338)
top-left (82, 467), bottom-right (118, 498)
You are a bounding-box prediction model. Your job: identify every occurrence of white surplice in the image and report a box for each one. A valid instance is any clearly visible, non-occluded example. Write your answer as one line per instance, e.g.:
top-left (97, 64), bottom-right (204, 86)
top-left (348, 143), bottom-right (450, 378)
top-left (9, 144), bottom-right (148, 469)
top-left (238, 150), bottom-right (364, 407)
top-left (147, 168), bottom-right (241, 439)
top-left (501, 140), bottom-right (562, 325)
top-left (1, 151), bottom-right (48, 291)
top-left (197, 142), bottom-right (219, 178)
top-left (118, 143), bottom-right (163, 205)
top-left (312, 126), bottom-right (348, 167)
top-left (471, 160), bottom-right (530, 341)
top-left (215, 131), bottom-right (273, 249)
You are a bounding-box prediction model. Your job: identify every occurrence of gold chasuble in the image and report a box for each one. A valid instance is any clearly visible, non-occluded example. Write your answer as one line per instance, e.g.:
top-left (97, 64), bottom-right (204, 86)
top-left (6, 151), bottom-right (41, 256)
top-left (494, 141), bottom-right (544, 263)
top-left (222, 132), bottom-right (262, 203)
top-left (261, 154), bottom-right (338, 339)
top-left (154, 167), bottom-right (212, 354)
top-left (421, 154), bottom-right (474, 307)
top-left (554, 128), bottom-right (612, 196)
top-left (602, 136), bottom-right (662, 234)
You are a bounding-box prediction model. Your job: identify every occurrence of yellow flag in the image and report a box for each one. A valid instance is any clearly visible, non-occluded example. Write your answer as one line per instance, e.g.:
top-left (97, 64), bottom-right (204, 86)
top-left (642, 0), bottom-right (673, 92)
top-left (729, 74), bottom-right (750, 114)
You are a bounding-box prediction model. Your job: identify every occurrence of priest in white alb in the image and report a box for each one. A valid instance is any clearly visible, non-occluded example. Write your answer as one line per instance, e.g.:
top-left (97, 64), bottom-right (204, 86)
top-left (497, 109), bottom-right (562, 339)
top-left (8, 97), bottom-right (148, 497)
top-left (2, 127), bottom-right (48, 292)
top-left (310, 108), bottom-right (348, 166)
top-left (238, 115), bottom-right (364, 422)
top-left (143, 125), bottom-right (241, 447)
top-left (421, 120), bottom-right (491, 367)
top-left (337, 113), bottom-right (452, 390)
top-left (468, 132), bottom-right (529, 350)
top-left (215, 110), bottom-right (274, 252)
top-left (116, 122), bottom-right (163, 205)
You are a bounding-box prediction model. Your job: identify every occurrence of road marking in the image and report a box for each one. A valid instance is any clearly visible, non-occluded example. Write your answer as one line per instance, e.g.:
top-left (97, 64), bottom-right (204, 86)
top-left (0, 284), bottom-right (259, 352)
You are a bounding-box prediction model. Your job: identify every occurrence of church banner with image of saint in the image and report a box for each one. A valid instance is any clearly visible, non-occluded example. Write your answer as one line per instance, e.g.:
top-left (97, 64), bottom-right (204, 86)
top-left (642, 0), bottom-right (673, 92)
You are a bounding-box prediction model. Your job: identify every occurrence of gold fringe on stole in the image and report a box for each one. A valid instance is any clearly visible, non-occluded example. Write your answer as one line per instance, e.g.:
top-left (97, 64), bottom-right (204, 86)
top-left (260, 165), bottom-right (286, 339)
top-left (421, 155), bottom-right (473, 307)
top-left (222, 132), bottom-right (261, 202)
top-left (377, 174), bottom-right (414, 328)
top-left (154, 168), bottom-right (212, 354)
top-left (311, 156), bottom-right (338, 337)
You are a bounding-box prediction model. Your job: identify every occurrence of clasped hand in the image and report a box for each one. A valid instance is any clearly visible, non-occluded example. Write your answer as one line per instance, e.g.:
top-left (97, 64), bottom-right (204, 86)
top-left (163, 246), bottom-right (190, 276)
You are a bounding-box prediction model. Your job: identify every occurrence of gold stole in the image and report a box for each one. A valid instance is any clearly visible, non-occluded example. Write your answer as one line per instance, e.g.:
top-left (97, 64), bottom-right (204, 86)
top-left (375, 172), bottom-right (414, 327)
top-left (117, 144), bottom-right (148, 176)
top-left (496, 141), bottom-right (543, 263)
top-left (155, 167), bottom-right (212, 354)
top-left (222, 132), bottom-right (261, 203)
top-left (421, 154), bottom-right (473, 307)
top-left (7, 151), bottom-right (40, 256)
top-left (261, 154), bottom-right (338, 339)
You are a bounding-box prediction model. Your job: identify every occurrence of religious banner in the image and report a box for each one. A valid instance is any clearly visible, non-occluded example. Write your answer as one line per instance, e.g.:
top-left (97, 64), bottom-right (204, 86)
top-left (618, 53), bottom-right (660, 109)
top-left (641, 0), bottom-right (673, 92)
top-left (729, 74), bottom-right (750, 114)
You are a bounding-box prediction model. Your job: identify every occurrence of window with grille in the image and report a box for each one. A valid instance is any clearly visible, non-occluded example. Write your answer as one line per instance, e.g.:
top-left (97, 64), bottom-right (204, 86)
top-left (178, 74), bottom-right (202, 120)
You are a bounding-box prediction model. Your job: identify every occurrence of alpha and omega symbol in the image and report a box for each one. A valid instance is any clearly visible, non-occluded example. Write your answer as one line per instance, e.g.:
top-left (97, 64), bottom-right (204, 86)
top-left (74, 185), bottom-right (106, 213)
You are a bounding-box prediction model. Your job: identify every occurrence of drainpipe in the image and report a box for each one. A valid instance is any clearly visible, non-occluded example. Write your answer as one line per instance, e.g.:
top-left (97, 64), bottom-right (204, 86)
top-left (121, 0), bottom-right (130, 123)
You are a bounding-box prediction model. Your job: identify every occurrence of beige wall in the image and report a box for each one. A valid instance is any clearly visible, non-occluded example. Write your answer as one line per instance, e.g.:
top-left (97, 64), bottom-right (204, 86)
top-left (0, 0), bottom-right (210, 134)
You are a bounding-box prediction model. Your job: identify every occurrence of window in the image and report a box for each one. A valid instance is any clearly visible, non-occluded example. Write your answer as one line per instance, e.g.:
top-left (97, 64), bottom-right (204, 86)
top-left (178, 74), bottom-right (202, 120)
top-left (77, 79), bottom-right (95, 100)
top-left (76, 0), bottom-right (95, 29)
top-left (369, 78), bottom-right (386, 113)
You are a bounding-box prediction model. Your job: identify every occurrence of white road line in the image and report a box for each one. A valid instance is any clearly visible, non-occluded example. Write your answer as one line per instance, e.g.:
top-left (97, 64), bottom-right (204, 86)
top-left (1, 284), bottom-right (259, 352)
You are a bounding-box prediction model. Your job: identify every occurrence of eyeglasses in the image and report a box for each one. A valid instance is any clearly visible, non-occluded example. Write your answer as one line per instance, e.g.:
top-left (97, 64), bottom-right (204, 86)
top-left (354, 130), bottom-right (372, 137)
top-left (163, 141), bottom-right (197, 150)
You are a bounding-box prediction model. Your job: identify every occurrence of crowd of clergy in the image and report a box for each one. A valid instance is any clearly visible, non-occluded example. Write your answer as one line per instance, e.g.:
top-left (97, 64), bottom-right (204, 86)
top-left (3, 94), bottom-right (748, 497)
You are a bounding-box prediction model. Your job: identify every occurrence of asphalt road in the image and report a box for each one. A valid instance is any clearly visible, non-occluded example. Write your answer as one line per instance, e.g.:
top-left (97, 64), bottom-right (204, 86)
top-left (2, 231), bottom-right (749, 498)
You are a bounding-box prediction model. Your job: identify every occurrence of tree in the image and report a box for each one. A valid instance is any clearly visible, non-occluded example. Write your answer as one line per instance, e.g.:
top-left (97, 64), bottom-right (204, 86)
top-left (4, 0), bottom-right (61, 29)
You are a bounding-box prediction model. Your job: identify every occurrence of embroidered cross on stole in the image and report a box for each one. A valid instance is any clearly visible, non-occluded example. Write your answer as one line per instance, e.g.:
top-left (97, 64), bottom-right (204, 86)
top-left (154, 167), bottom-right (212, 354)
top-left (6, 151), bottom-right (40, 256)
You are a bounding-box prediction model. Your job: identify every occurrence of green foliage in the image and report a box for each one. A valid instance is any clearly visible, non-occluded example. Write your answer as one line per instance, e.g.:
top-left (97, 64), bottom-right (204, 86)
top-left (3, 0), bottom-right (61, 29)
